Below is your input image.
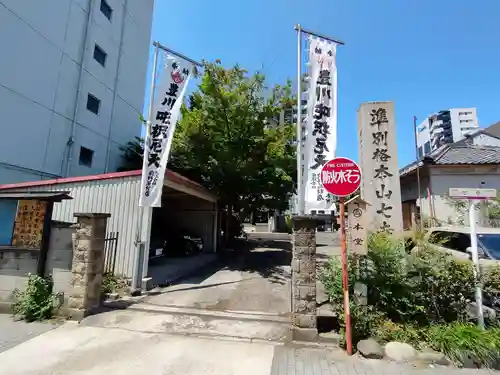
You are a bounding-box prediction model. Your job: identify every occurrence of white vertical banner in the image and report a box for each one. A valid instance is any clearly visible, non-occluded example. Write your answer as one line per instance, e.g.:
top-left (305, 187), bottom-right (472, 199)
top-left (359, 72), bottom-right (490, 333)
top-left (139, 55), bottom-right (192, 207)
top-left (303, 37), bottom-right (338, 214)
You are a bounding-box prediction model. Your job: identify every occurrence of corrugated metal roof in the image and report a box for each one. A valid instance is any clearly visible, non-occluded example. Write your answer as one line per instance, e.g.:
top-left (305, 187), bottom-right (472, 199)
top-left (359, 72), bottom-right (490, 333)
top-left (434, 145), bottom-right (500, 165)
top-left (0, 168), bottom-right (216, 201)
top-left (12, 177), bottom-right (143, 277)
top-left (0, 191), bottom-right (72, 201)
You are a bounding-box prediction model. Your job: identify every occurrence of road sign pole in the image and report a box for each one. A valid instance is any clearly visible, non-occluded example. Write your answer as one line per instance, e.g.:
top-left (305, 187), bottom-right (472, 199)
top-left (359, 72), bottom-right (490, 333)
top-left (449, 188), bottom-right (496, 330)
top-left (320, 157), bottom-right (360, 356)
top-left (339, 196), bottom-right (352, 355)
top-left (469, 199), bottom-right (485, 329)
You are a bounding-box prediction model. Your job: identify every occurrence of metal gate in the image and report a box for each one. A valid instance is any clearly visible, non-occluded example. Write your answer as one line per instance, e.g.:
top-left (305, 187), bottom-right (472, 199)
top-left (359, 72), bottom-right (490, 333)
top-left (104, 231), bottom-right (119, 275)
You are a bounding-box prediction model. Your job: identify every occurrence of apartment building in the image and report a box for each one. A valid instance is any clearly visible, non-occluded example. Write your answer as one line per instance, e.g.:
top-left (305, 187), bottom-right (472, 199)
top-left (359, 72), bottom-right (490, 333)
top-left (415, 108), bottom-right (479, 157)
top-left (0, 0), bottom-right (154, 183)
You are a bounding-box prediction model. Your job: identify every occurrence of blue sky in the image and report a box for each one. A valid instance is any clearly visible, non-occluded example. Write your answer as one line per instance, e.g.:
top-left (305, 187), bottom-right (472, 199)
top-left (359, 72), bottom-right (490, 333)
top-left (144, 0), bottom-right (499, 167)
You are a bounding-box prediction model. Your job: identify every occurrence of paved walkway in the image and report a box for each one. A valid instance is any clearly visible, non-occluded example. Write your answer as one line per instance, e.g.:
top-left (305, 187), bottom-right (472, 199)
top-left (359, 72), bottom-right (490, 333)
top-left (0, 322), bottom-right (496, 374)
top-left (144, 237), bottom-right (292, 316)
top-left (3, 232), bottom-right (494, 374)
top-left (271, 346), bottom-right (496, 375)
top-left (0, 323), bottom-right (275, 375)
top-left (0, 314), bottom-right (59, 354)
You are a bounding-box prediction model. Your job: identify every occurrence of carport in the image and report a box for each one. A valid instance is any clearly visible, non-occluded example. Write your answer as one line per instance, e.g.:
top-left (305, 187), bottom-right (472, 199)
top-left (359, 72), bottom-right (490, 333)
top-left (146, 184), bottom-right (219, 286)
top-left (0, 169), bottom-right (219, 289)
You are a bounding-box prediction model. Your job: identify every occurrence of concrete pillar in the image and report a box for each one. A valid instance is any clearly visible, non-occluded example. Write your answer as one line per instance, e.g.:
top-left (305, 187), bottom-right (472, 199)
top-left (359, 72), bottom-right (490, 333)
top-left (291, 215), bottom-right (318, 340)
top-left (68, 213), bottom-right (110, 319)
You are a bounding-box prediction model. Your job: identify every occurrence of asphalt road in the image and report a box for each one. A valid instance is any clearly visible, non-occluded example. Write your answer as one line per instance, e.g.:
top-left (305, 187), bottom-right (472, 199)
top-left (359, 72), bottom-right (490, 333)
top-left (0, 315), bottom-right (59, 354)
top-left (144, 236), bottom-right (292, 315)
top-left (247, 231), bottom-right (340, 247)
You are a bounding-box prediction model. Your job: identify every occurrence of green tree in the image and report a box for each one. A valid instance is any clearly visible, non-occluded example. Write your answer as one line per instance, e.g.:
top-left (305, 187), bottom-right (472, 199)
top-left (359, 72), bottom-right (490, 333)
top-left (117, 136), bottom-right (144, 172)
top-left (171, 60), bottom-right (296, 218)
top-left (118, 60), bottom-right (297, 229)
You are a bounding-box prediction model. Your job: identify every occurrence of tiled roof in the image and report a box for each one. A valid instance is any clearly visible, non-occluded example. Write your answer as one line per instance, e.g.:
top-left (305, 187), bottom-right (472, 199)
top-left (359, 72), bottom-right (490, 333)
top-left (432, 145), bottom-right (500, 165)
top-left (400, 144), bottom-right (500, 176)
top-left (485, 121), bottom-right (500, 138)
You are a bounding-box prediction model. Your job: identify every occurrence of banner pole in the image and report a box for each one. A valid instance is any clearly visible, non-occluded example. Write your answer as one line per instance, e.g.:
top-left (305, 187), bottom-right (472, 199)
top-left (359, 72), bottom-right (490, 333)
top-left (413, 116), bottom-right (423, 230)
top-left (153, 41), bottom-right (202, 67)
top-left (295, 24), bottom-right (304, 215)
top-left (133, 42), bottom-right (159, 290)
top-left (339, 196), bottom-right (352, 355)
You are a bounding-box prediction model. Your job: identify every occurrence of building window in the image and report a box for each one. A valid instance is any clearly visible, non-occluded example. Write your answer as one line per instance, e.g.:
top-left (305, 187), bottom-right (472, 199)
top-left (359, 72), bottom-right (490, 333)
top-left (79, 147), bottom-right (94, 167)
top-left (86, 94), bottom-right (100, 115)
top-left (100, 0), bottom-right (112, 20)
top-left (93, 44), bottom-right (107, 67)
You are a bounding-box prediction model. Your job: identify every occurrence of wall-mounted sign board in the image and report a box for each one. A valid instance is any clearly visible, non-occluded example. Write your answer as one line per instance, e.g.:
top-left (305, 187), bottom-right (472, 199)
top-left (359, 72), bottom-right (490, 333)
top-left (11, 200), bottom-right (47, 249)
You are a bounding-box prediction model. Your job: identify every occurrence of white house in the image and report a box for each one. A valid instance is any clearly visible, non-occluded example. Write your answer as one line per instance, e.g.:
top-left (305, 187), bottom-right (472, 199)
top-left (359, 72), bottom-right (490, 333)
top-left (0, 0), bottom-right (154, 183)
top-left (400, 141), bottom-right (500, 228)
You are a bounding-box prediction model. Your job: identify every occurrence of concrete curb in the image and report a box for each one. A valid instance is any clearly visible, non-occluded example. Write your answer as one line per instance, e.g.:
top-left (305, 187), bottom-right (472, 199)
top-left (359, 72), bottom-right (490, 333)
top-left (127, 303), bottom-right (291, 324)
top-left (84, 322), bottom-right (291, 345)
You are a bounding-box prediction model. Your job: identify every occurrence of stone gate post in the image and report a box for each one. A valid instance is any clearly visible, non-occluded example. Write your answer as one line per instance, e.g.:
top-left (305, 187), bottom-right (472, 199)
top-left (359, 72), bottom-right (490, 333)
top-left (68, 213), bottom-right (111, 319)
top-left (291, 215), bottom-right (319, 340)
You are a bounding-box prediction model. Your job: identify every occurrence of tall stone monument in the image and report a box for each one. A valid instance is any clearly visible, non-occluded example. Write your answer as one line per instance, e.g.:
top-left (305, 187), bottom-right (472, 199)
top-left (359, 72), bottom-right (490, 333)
top-left (357, 102), bottom-right (403, 234)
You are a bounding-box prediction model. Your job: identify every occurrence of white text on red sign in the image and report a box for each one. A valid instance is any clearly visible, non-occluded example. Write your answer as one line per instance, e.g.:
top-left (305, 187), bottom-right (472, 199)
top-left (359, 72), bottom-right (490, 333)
top-left (322, 169), bottom-right (361, 184)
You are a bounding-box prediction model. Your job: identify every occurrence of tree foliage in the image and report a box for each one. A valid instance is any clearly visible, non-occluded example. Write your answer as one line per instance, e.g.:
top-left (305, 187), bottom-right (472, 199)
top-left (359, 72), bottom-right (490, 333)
top-left (118, 60), bottom-right (297, 216)
top-left (171, 60), bottom-right (296, 214)
top-left (117, 136), bottom-right (144, 172)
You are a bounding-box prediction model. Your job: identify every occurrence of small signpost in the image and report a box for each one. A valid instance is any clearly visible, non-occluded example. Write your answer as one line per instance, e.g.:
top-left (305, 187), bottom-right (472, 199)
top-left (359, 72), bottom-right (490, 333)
top-left (449, 187), bottom-right (498, 329)
top-left (345, 195), bottom-right (369, 256)
top-left (321, 157), bottom-right (362, 355)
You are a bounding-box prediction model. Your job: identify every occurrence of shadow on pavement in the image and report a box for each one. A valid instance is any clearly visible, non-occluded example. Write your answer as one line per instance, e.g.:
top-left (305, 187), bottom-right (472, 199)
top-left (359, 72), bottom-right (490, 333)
top-left (99, 234), bottom-right (336, 312)
top-left (157, 278), bottom-right (260, 294)
top-left (218, 238), bottom-right (292, 285)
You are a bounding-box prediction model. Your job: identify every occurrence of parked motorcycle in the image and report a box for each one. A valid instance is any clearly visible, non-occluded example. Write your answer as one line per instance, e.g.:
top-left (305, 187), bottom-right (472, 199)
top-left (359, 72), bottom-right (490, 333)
top-left (149, 229), bottom-right (203, 258)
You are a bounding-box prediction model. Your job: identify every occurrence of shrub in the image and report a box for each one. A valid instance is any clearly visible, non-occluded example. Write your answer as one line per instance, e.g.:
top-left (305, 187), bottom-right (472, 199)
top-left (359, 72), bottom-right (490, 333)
top-left (101, 273), bottom-right (128, 294)
top-left (409, 247), bottom-right (474, 324)
top-left (483, 265), bottom-right (500, 309)
top-left (319, 229), bottom-right (500, 367)
top-left (12, 274), bottom-right (62, 322)
top-left (360, 231), bottom-right (475, 325)
top-left (319, 255), bottom-right (358, 307)
top-left (362, 232), bottom-right (415, 322)
top-left (373, 320), bottom-right (427, 349)
top-left (320, 255), bottom-right (383, 346)
top-left (339, 303), bottom-right (385, 347)
top-left (426, 322), bottom-right (500, 368)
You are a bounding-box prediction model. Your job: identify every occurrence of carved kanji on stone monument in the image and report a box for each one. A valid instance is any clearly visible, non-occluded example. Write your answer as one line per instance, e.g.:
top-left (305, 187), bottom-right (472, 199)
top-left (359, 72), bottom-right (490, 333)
top-left (357, 102), bottom-right (403, 234)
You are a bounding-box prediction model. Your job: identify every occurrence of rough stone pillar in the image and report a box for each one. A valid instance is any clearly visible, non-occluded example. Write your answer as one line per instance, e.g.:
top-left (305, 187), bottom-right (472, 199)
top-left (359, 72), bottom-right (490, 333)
top-left (291, 215), bottom-right (318, 340)
top-left (68, 213), bottom-right (111, 319)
